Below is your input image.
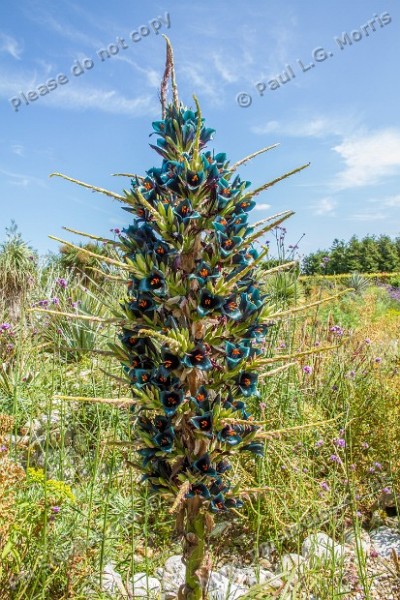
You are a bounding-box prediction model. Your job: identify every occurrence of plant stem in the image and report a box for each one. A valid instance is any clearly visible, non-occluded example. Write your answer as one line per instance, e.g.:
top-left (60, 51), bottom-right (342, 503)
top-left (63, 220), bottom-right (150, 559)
top-left (184, 505), bottom-right (208, 599)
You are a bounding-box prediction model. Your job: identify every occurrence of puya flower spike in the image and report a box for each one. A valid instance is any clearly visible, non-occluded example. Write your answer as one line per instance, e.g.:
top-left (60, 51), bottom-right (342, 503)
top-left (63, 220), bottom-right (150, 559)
top-left (51, 37), bottom-right (310, 600)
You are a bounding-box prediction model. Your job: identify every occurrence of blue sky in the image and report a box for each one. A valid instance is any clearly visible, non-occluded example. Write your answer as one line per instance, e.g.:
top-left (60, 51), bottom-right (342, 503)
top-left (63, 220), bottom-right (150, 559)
top-left (1, 0), bottom-right (399, 259)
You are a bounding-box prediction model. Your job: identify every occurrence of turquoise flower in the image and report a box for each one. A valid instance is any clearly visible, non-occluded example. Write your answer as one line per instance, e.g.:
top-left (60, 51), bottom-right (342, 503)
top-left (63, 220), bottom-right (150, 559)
top-left (187, 483), bottom-right (211, 499)
top-left (139, 269), bottom-right (167, 296)
top-left (160, 389), bottom-right (184, 416)
top-left (225, 341), bottom-right (250, 369)
top-left (221, 296), bottom-right (241, 320)
top-left (193, 454), bottom-right (217, 477)
top-left (174, 199), bottom-right (200, 224)
top-left (234, 198), bottom-right (256, 213)
top-left (153, 428), bottom-right (175, 452)
top-left (241, 442), bottom-right (264, 456)
top-left (128, 294), bottom-right (156, 316)
top-left (189, 261), bottom-right (220, 286)
top-left (217, 425), bottom-right (242, 446)
top-left (237, 372), bottom-right (258, 397)
top-left (183, 345), bottom-right (212, 371)
top-left (198, 289), bottom-right (223, 317)
top-left (190, 412), bottom-right (213, 437)
top-left (190, 385), bottom-right (211, 411)
top-left (239, 289), bottom-right (264, 317)
top-left (217, 231), bottom-right (243, 257)
top-left (186, 170), bottom-right (205, 190)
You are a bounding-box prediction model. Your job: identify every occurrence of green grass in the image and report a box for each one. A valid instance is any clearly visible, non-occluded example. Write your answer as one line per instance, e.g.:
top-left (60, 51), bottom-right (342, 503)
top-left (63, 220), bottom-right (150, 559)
top-left (1, 266), bottom-right (399, 599)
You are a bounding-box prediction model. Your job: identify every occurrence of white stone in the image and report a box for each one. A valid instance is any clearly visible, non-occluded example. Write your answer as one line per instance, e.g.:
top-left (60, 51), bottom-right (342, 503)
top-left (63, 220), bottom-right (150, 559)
top-left (162, 555), bottom-right (185, 599)
top-left (279, 553), bottom-right (305, 572)
top-left (302, 533), bottom-right (345, 564)
top-left (131, 573), bottom-right (161, 598)
top-left (344, 528), bottom-right (371, 556)
top-left (370, 526), bottom-right (400, 558)
top-left (101, 563), bottom-right (126, 594)
top-left (258, 541), bottom-right (277, 561)
top-left (208, 571), bottom-right (248, 600)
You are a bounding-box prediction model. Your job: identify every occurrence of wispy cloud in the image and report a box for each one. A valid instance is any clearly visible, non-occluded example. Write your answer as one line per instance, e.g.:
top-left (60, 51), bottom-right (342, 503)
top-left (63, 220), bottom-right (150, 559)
top-left (333, 128), bottom-right (400, 190)
top-left (0, 66), bottom-right (157, 116)
top-left (311, 197), bottom-right (337, 216)
top-left (254, 203), bottom-right (271, 210)
top-left (0, 168), bottom-right (47, 188)
top-left (179, 63), bottom-right (223, 105)
top-left (347, 211), bottom-right (386, 222)
top-left (11, 144), bottom-right (25, 157)
top-left (212, 53), bottom-right (239, 84)
top-left (0, 33), bottom-right (23, 60)
top-left (368, 194), bottom-right (400, 208)
top-left (252, 114), bottom-right (360, 138)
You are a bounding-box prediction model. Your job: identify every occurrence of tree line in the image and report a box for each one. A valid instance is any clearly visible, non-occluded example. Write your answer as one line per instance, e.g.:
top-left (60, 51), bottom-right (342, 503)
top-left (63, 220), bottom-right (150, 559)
top-left (302, 234), bottom-right (400, 275)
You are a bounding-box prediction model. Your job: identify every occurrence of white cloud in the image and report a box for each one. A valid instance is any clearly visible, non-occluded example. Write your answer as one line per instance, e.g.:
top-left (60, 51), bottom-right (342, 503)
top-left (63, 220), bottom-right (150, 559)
top-left (368, 194), bottom-right (400, 208)
top-left (0, 168), bottom-right (47, 188)
top-left (0, 33), bottom-right (23, 60)
top-left (11, 144), bottom-right (24, 157)
top-left (333, 129), bottom-right (400, 189)
top-left (179, 63), bottom-right (223, 105)
top-left (312, 197), bottom-right (337, 216)
top-left (254, 203), bottom-right (271, 210)
top-left (252, 114), bottom-right (360, 138)
top-left (212, 53), bottom-right (239, 84)
top-left (348, 211), bottom-right (386, 222)
top-left (0, 67), bottom-right (157, 116)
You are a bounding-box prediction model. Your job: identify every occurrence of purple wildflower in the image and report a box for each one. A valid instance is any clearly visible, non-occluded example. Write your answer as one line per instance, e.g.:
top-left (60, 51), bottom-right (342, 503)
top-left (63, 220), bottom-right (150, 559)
top-left (361, 442), bottom-right (369, 450)
top-left (315, 440), bottom-right (324, 448)
top-left (0, 323), bottom-right (11, 331)
top-left (0, 445), bottom-right (7, 452)
top-left (52, 297), bottom-right (60, 305)
top-left (330, 325), bottom-right (344, 336)
top-left (56, 278), bottom-right (68, 289)
top-left (333, 438), bottom-right (346, 448)
top-left (51, 506), bottom-right (61, 513)
top-left (320, 481), bottom-right (330, 492)
top-left (330, 454), bottom-right (341, 463)
top-left (374, 357), bottom-right (382, 364)
top-left (303, 365), bottom-right (312, 375)
top-left (382, 487), bottom-right (391, 495)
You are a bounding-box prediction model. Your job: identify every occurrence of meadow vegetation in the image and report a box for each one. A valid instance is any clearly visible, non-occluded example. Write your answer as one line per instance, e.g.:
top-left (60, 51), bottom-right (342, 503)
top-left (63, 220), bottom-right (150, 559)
top-left (1, 225), bottom-right (399, 599)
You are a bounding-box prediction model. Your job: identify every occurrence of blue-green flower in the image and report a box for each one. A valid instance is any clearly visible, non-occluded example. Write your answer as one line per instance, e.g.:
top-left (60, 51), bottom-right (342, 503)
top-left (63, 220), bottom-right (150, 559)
top-left (243, 322), bottom-right (274, 341)
top-left (193, 454), bottom-right (217, 477)
top-left (183, 345), bottom-right (212, 371)
top-left (237, 372), bottom-right (258, 397)
top-left (153, 428), bottom-right (175, 452)
top-left (190, 385), bottom-right (211, 411)
top-left (189, 261), bottom-right (220, 286)
top-left (161, 349), bottom-right (181, 374)
top-left (217, 425), bottom-right (242, 446)
top-left (139, 269), bottom-right (167, 296)
top-left (186, 170), bottom-right (205, 189)
top-left (221, 296), bottom-right (241, 320)
top-left (187, 483), bottom-right (211, 499)
top-left (174, 199), bottom-right (200, 224)
top-left (130, 369), bottom-right (153, 388)
top-left (225, 341), bottom-right (250, 369)
top-left (190, 412), bottom-right (213, 437)
top-left (198, 289), bottom-right (223, 317)
top-left (160, 388), bottom-right (184, 416)
top-left (234, 198), bottom-right (256, 213)
top-left (128, 294), bottom-right (156, 316)
top-left (239, 289), bottom-right (264, 317)
top-left (241, 442), bottom-right (264, 456)
top-left (217, 231), bottom-right (243, 257)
